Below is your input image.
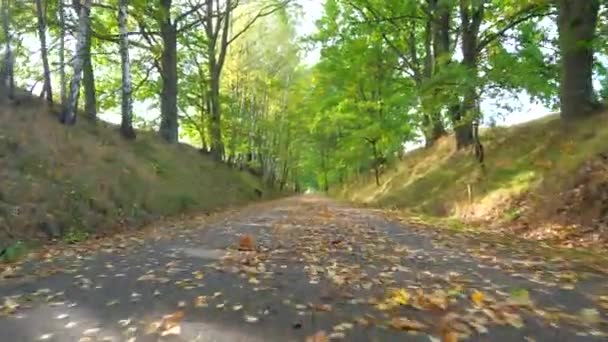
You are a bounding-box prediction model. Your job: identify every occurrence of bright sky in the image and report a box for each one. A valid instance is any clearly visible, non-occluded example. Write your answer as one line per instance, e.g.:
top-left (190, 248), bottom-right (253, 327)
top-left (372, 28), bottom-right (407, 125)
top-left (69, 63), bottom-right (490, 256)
top-left (295, 0), bottom-right (323, 65)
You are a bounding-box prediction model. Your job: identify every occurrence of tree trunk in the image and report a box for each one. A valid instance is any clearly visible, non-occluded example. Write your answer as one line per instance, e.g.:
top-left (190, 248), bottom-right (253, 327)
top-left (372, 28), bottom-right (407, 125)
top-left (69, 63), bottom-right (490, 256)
top-left (118, 0), bottom-right (135, 139)
top-left (370, 140), bottom-right (381, 186)
top-left (1, 0), bottom-right (14, 100)
top-left (209, 68), bottom-right (224, 160)
top-left (82, 25), bottom-right (96, 120)
top-left (73, 0), bottom-right (96, 119)
top-left (35, 0), bottom-right (52, 103)
top-left (58, 0), bottom-right (66, 104)
top-left (61, 0), bottom-right (91, 125)
top-left (454, 86), bottom-right (476, 149)
top-left (453, 1), bottom-right (483, 149)
top-left (557, 0), bottom-right (601, 120)
top-left (423, 0), bottom-right (452, 147)
top-left (158, 0), bottom-right (178, 143)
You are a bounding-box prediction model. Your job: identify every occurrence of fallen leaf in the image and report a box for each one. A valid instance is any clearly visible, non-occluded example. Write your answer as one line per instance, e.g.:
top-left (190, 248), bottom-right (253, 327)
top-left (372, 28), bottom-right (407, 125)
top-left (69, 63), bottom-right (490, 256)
top-left (195, 296), bottom-right (207, 308)
top-left (442, 331), bottom-right (459, 342)
top-left (508, 289), bottom-right (532, 307)
top-left (305, 330), bottom-right (328, 342)
top-left (333, 322), bottom-right (353, 331)
top-left (471, 290), bottom-right (485, 306)
top-left (244, 315), bottom-right (259, 323)
top-left (163, 310), bottom-right (185, 327)
top-left (82, 328), bottom-right (100, 336)
top-left (2, 297), bottom-right (19, 314)
top-left (239, 235), bottom-right (255, 251)
top-left (580, 308), bottom-right (601, 324)
top-left (389, 317), bottom-right (427, 331)
top-left (160, 324), bottom-right (181, 337)
top-left (313, 303), bottom-right (332, 312)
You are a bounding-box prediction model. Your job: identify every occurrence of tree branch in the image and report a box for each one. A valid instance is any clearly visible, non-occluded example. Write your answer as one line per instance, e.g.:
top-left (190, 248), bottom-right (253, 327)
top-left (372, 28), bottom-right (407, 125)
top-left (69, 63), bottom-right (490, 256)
top-left (227, 0), bottom-right (292, 46)
top-left (477, 6), bottom-right (553, 52)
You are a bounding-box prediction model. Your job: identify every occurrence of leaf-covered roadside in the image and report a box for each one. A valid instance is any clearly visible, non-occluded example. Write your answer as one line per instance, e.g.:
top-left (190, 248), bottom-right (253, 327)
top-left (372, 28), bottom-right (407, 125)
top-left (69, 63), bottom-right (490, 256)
top-left (0, 196), bottom-right (607, 341)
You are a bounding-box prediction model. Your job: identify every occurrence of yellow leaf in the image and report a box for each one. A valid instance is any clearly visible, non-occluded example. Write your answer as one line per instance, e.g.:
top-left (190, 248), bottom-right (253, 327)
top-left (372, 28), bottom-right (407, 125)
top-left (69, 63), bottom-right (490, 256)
top-left (471, 290), bottom-right (485, 306)
top-left (391, 289), bottom-right (410, 305)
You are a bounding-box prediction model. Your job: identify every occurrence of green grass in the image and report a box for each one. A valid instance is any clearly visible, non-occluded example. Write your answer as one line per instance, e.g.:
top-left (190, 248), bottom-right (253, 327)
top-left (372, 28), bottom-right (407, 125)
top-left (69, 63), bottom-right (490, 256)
top-left (0, 95), bottom-right (269, 253)
top-left (337, 112), bottom-right (608, 231)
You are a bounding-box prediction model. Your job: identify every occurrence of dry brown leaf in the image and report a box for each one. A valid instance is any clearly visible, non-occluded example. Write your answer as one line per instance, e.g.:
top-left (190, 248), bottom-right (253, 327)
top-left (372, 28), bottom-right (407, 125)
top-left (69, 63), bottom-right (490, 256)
top-left (389, 317), bottom-right (427, 331)
top-left (312, 303), bottom-right (333, 312)
top-left (305, 330), bottom-right (328, 342)
top-left (442, 331), bottom-right (459, 342)
top-left (162, 310), bottom-right (185, 328)
top-left (238, 234), bottom-right (255, 251)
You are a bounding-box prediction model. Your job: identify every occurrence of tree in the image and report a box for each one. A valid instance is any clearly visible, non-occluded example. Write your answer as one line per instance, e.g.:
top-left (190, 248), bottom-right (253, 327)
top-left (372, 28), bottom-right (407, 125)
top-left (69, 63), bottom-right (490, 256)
top-left (345, 0), bottom-right (448, 147)
top-left (61, 0), bottom-right (92, 125)
top-left (157, 0), bottom-right (179, 143)
top-left (1, 0), bottom-right (14, 99)
top-left (119, 0), bottom-right (135, 139)
top-left (58, 0), bottom-right (67, 104)
top-left (199, 0), bottom-right (292, 161)
top-left (73, 0), bottom-right (97, 119)
top-left (557, 0), bottom-right (602, 120)
top-left (35, 0), bottom-right (52, 103)
top-left (128, 0), bottom-right (208, 143)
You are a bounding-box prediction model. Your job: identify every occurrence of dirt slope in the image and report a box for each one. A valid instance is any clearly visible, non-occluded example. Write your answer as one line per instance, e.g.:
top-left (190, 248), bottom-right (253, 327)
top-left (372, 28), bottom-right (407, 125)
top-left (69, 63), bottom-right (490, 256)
top-left (0, 94), bottom-right (266, 248)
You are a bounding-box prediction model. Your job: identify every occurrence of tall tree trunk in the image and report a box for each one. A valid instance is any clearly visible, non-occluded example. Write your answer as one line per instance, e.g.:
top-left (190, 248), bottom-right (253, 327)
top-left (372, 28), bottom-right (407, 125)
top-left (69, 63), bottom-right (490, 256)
top-left (206, 0), bottom-right (231, 161)
top-left (35, 0), bottom-right (52, 103)
top-left (119, 0), bottom-right (135, 139)
top-left (58, 0), bottom-right (66, 104)
top-left (158, 0), bottom-right (178, 143)
top-left (60, 0), bottom-right (91, 125)
top-left (209, 70), bottom-right (224, 159)
top-left (82, 24), bottom-right (96, 120)
top-left (423, 0), bottom-right (452, 146)
top-left (453, 1), bottom-right (483, 149)
top-left (73, 0), bottom-right (96, 118)
top-left (1, 0), bottom-right (14, 100)
top-left (455, 50), bottom-right (478, 149)
top-left (198, 93), bottom-right (208, 150)
top-left (557, 0), bottom-right (601, 120)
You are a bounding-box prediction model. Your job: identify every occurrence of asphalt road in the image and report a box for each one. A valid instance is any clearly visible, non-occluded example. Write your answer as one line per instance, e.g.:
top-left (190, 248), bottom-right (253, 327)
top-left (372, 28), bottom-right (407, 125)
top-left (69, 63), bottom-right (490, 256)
top-left (0, 196), bottom-right (607, 341)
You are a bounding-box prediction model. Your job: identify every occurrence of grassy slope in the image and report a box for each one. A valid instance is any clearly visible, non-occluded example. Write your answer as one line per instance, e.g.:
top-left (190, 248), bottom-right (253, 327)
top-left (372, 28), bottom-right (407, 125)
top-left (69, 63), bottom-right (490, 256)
top-left (338, 112), bottom-right (608, 245)
top-left (0, 95), bottom-right (266, 246)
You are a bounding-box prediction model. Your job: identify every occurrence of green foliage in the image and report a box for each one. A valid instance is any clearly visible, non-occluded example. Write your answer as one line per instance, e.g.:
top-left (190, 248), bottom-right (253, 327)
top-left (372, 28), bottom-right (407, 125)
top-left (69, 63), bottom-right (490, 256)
top-left (63, 228), bottom-right (90, 244)
top-left (0, 241), bottom-right (29, 263)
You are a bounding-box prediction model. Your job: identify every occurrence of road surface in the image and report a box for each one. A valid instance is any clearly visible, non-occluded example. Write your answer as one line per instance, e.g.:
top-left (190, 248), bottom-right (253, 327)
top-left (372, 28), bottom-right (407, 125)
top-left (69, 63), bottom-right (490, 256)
top-left (0, 196), bottom-right (607, 341)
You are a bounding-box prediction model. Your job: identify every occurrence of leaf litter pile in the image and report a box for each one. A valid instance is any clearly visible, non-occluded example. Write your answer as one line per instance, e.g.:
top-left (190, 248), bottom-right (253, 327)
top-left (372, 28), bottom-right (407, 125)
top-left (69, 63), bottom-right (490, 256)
top-left (0, 197), bottom-right (607, 341)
